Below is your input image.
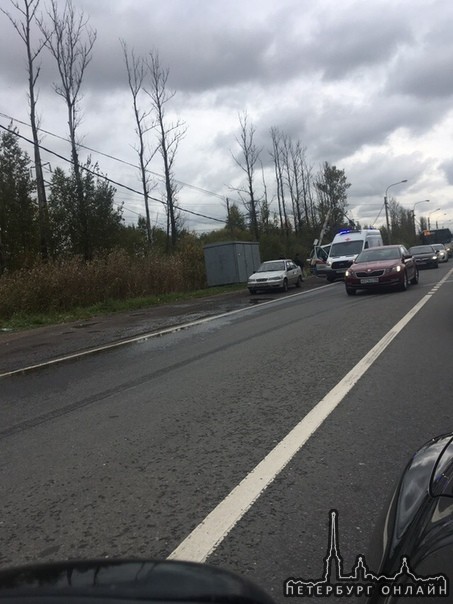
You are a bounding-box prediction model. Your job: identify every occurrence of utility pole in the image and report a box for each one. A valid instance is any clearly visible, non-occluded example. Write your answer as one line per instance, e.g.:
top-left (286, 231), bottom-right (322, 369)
top-left (226, 197), bottom-right (233, 236)
top-left (384, 180), bottom-right (407, 244)
top-left (311, 208), bottom-right (331, 272)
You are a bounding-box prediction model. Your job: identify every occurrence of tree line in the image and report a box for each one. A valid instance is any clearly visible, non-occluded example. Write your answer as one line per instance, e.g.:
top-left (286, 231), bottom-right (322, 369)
top-left (0, 0), bottom-right (419, 277)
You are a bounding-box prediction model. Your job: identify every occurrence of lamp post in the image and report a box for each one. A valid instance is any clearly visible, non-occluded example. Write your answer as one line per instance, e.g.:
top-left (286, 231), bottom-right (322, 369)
top-left (428, 208), bottom-right (441, 230)
top-left (412, 199), bottom-right (430, 236)
top-left (384, 180), bottom-right (408, 244)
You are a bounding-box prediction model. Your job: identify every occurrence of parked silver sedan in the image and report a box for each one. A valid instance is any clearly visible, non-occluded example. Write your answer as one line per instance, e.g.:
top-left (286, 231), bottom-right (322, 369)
top-left (247, 259), bottom-right (303, 294)
top-left (432, 243), bottom-right (449, 262)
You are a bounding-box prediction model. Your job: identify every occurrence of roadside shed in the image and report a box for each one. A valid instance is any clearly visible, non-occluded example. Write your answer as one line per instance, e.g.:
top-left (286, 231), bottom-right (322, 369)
top-left (203, 241), bottom-right (261, 287)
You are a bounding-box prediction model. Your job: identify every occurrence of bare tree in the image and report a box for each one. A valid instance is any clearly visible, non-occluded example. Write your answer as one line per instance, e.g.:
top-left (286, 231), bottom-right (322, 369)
top-left (232, 112), bottom-right (261, 240)
top-left (300, 150), bottom-right (315, 228)
top-left (40, 0), bottom-right (96, 259)
top-left (283, 137), bottom-right (306, 233)
top-left (2, 0), bottom-right (50, 260)
top-left (269, 127), bottom-right (289, 235)
top-left (259, 162), bottom-right (271, 232)
top-left (144, 51), bottom-right (186, 250)
top-left (121, 40), bottom-right (156, 247)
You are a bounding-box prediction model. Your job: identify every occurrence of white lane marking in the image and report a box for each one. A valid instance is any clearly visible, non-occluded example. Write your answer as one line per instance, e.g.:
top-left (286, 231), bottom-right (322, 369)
top-left (428, 268), bottom-right (452, 292)
top-left (168, 279), bottom-right (450, 563)
top-left (0, 287), bottom-right (327, 378)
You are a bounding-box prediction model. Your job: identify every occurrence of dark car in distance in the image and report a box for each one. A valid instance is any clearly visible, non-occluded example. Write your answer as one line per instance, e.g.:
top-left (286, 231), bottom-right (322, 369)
top-left (344, 245), bottom-right (418, 295)
top-left (408, 244), bottom-right (439, 269)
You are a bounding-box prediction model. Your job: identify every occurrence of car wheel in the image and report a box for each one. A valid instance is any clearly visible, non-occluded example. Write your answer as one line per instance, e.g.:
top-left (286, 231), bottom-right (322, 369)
top-left (248, 289), bottom-right (257, 295)
top-left (327, 277), bottom-right (335, 283)
top-left (400, 270), bottom-right (409, 291)
top-left (410, 268), bottom-right (419, 285)
top-left (346, 286), bottom-right (356, 296)
top-left (282, 279), bottom-right (289, 292)
top-left (296, 275), bottom-right (303, 288)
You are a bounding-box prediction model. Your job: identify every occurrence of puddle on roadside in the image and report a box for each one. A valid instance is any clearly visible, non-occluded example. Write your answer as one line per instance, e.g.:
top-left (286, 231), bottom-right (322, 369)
top-left (249, 297), bottom-right (275, 304)
top-left (72, 322), bottom-right (99, 329)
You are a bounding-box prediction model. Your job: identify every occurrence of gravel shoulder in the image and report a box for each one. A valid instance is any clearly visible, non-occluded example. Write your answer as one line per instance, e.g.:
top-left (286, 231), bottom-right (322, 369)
top-left (0, 278), bottom-right (327, 375)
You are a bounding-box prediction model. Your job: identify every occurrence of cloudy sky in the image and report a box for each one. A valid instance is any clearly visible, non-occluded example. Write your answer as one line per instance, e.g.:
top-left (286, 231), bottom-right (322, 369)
top-left (2, 0), bottom-right (453, 234)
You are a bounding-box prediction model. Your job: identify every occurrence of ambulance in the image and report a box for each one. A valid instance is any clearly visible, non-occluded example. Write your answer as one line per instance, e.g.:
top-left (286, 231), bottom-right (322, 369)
top-left (325, 229), bottom-right (383, 282)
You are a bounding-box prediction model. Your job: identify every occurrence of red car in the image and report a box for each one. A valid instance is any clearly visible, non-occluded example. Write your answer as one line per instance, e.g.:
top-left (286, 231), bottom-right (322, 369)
top-left (344, 245), bottom-right (419, 295)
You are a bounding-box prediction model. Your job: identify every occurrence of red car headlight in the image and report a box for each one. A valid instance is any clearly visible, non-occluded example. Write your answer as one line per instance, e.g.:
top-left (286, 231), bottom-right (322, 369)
top-left (388, 264), bottom-right (402, 273)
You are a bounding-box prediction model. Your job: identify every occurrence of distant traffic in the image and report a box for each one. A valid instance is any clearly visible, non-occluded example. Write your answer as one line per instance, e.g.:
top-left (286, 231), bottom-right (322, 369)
top-left (246, 227), bottom-right (452, 298)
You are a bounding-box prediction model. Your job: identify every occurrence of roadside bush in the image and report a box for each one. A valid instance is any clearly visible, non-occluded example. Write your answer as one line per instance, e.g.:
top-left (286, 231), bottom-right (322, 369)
top-left (0, 248), bottom-right (207, 320)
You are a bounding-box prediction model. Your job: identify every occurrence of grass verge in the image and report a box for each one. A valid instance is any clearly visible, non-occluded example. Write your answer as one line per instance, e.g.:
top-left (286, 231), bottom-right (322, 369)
top-left (0, 284), bottom-right (246, 332)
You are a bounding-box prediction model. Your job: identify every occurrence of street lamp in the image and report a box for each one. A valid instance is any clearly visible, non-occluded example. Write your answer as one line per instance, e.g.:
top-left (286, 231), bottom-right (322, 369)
top-left (428, 208), bottom-right (441, 230)
top-left (384, 179), bottom-right (408, 243)
top-left (412, 199), bottom-right (430, 235)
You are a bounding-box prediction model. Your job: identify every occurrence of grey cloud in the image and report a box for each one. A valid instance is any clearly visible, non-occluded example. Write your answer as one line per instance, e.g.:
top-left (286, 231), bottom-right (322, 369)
top-left (78, 0), bottom-right (290, 93)
top-left (386, 0), bottom-right (453, 99)
top-left (387, 46), bottom-right (453, 99)
top-left (346, 151), bottom-right (432, 195)
top-left (344, 151), bottom-right (440, 226)
top-left (439, 159), bottom-right (453, 185)
top-left (2, 0), bottom-right (453, 233)
top-left (301, 5), bottom-right (414, 81)
top-left (250, 90), bottom-right (449, 168)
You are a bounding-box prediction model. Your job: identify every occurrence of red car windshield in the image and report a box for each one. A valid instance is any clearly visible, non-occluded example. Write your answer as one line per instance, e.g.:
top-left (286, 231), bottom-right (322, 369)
top-left (355, 248), bottom-right (401, 262)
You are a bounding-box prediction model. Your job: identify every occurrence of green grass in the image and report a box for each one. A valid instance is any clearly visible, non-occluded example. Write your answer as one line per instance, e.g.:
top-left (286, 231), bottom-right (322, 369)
top-left (0, 284), bottom-right (246, 331)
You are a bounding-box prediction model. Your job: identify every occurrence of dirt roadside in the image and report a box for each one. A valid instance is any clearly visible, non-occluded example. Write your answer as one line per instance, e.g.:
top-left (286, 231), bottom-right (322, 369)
top-left (0, 278), bottom-right (327, 375)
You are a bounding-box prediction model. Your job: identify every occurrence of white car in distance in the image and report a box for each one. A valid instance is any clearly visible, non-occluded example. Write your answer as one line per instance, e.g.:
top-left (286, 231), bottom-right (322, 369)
top-left (247, 259), bottom-right (303, 294)
top-left (432, 243), bottom-right (449, 263)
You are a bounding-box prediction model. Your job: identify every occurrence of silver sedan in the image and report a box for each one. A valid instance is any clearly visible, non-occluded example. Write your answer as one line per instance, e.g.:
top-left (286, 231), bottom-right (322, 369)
top-left (248, 259), bottom-right (303, 294)
top-left (432, 243), bottom-right (449, 263)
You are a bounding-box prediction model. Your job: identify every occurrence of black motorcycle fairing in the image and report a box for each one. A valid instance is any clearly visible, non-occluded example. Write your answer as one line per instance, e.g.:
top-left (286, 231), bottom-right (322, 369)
top-left (365, 434), bottom-right (453, 603)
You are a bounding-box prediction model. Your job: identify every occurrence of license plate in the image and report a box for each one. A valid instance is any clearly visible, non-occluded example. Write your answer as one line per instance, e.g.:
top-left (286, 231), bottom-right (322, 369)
top-left (360, 277), bottom-right (379, 284)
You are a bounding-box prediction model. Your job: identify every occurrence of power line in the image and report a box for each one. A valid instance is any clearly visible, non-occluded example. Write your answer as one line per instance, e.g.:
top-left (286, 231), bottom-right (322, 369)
top-left (0, 110), bottom-right (237, 203)
top-left (372, 203), bottom-right (385, 227)
top-left (0, 122), bottom-right (228, 226)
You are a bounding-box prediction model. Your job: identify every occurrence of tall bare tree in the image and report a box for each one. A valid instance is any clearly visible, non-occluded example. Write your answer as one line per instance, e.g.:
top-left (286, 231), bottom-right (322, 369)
top-left (232, 112), bottom-right (261, 240)
top-left (269, 128), bottom-right (283, 232)
top-left (121, 40), bottom-right (156, 247)
top-left (144, 51), bottom-right (186, 250)
top-left (40, 0), bottom-right (96, 259)
top-left (283, 137), bottom-right (307, 233)
top-left (2, 0), bottom-right (50, 260)
top-left (300, 150), bottom-right (315, 228)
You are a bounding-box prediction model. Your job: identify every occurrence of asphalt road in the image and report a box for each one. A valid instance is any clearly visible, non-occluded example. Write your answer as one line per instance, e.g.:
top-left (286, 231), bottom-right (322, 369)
top-left (2, 266), bottom-right (453, 603)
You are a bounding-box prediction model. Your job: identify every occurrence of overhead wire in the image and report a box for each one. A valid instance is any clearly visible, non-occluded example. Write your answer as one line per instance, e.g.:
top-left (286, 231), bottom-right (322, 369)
top-left (371, 203), bottom-right (385, 227)
top-left (0, 121), bottom-right (228, 226)
top-left (0, 110), bottom-right (239, 204)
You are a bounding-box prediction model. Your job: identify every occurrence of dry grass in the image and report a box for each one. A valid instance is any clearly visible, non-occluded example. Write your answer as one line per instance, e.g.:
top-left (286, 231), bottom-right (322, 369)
top-left (0, 247), bottom-right (207, 320)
